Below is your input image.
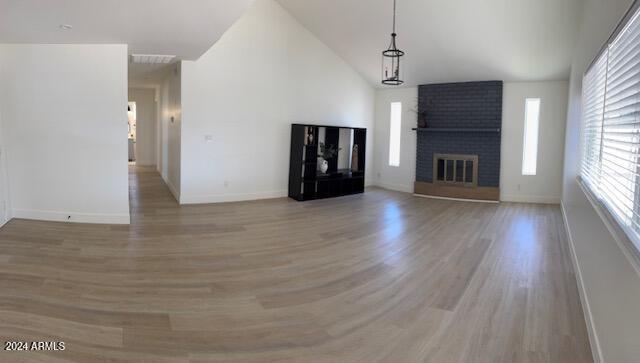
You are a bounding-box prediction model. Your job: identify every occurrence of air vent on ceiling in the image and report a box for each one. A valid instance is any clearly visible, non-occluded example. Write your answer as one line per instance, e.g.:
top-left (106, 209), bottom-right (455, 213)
top-left (130, 54), bottom-right (176, 64)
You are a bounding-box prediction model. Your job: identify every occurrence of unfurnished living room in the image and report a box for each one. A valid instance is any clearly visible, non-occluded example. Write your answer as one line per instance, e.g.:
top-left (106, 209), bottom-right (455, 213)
top-left (1, 0), bottom-right (640, 362)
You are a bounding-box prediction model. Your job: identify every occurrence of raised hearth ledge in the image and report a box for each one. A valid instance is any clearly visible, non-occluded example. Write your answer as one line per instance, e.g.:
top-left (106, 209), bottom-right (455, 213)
top-left (414, 181), bottom-right (500, 202)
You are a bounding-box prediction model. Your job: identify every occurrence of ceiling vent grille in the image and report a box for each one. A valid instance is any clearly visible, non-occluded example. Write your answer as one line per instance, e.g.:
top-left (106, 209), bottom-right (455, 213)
top-left (130, 54), bottom-right (176, 64)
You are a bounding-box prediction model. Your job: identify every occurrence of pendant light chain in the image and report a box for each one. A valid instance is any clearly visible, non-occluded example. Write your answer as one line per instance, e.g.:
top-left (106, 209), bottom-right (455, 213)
top-left (392, 0), bottom-right (396, 34)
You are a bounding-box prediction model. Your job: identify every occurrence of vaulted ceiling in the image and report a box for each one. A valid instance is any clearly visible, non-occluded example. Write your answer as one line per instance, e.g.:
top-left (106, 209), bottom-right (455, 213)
top-left (276, 0), bottom-right (584, 87)
top-left (0, 0), bottom-right (584, 88)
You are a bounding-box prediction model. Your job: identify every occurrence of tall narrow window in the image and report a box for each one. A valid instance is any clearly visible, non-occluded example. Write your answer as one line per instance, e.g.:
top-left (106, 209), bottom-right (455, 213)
top-left (522, 98), bottom-right (540, 175)
top-left (389, 102), bottom-right (402, 167)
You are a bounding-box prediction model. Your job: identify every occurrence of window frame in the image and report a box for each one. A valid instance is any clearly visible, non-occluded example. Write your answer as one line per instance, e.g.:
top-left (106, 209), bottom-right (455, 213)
top-left (388, 101), bottom-right (402, 167)
top-left (522, 98), bottom-right (541, 176)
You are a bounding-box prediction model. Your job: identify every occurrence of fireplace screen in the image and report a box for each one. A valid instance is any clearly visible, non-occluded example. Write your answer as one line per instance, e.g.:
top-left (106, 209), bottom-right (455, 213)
top-left (433, 154), bottom-right (478, 187)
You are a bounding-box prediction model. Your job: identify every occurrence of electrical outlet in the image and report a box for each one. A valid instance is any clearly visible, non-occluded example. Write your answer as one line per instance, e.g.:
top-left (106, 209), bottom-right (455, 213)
top-left (224, 180), bottom-right (229, 188)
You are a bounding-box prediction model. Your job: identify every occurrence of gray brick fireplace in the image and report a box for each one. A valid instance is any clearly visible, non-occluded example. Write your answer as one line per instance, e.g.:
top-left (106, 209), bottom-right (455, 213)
top-left (414, 81), bottom-right (503, 201)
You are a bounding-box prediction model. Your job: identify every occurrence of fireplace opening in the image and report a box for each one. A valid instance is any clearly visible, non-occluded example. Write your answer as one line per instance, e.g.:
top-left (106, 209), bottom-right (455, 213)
top-left (434, 154), bottom-right (478, 187)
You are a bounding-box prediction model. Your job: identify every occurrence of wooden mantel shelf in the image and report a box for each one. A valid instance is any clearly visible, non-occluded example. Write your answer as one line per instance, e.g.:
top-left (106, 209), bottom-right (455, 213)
top-left (411, 127), bottom-right (501, 133)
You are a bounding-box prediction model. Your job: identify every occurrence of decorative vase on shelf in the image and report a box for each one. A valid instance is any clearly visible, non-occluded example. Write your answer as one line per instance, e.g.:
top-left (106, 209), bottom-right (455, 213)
top-left (320, 159), bottom-right (328, 174)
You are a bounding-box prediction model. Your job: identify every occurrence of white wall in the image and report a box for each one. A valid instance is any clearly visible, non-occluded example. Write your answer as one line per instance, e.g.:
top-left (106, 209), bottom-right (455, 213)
top-left (128, 88), bottom-right (157, 166)
top-left (500, 81), bottom-right (568, 204)
top-left (373, 87), bottom-right (417, 193)
top-left (180, 0), bottom-right (374, 204)
top-left (0, 44), bottom-right (130, 224)
top-left (561, 0), bottom-right (640, 362)
top-left (159, 64), bottom-right (181, 201)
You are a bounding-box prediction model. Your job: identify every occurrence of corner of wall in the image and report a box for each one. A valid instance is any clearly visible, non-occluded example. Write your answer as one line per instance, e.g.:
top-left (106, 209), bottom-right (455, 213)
top-left (166, 176), bottom-right (181, 204)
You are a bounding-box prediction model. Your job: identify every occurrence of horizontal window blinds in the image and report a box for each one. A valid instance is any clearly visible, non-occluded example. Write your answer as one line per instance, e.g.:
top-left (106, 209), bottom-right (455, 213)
top-left (581, 8), bottom-right (640, 249)
top-left (581, 52), bottom-right (607, 192)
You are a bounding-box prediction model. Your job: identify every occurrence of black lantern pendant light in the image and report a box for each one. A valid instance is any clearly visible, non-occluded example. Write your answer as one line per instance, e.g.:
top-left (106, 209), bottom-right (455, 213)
top-left (382, 0), bottom-right (404, 86)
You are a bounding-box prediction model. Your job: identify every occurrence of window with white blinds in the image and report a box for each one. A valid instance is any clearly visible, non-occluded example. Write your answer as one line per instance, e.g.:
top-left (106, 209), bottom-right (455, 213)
top-left (581, 7), bottom-right (640, 250)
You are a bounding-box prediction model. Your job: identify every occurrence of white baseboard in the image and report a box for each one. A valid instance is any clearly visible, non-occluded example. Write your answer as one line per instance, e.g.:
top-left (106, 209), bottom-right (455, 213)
top-left (560, 202), bottom-right (603, 363)
top-left (500, 194), bottom-right (560, 204)
top-left (374, 181), bottom-right (414, 193)
top-left (12, 209), bottom-right (130, 225)
top-left (180, 190), bottom-right (287, 205)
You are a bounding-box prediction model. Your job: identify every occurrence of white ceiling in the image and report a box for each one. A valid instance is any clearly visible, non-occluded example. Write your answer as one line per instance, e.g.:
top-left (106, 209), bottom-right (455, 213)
top-left (0, 0), bottom-right (254, 83)
top-left (128, 63), bottom-right (175, 88)
top-left (0, 0), bottom-right (584, 88)
top-left (277, 0), bottom-right (584, 87)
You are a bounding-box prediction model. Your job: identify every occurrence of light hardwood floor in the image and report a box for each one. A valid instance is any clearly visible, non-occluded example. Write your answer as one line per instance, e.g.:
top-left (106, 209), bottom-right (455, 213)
top-left (0, 166), bottom-right (592, 362)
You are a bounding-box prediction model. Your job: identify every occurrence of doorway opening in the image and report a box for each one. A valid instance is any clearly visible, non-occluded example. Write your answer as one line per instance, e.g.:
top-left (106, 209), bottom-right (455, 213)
top-left (128, 58), bottom-right (181, 207)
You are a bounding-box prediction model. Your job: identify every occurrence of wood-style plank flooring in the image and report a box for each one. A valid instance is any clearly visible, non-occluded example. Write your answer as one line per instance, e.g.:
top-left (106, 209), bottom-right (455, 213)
top-left (0, 166), bottom-right (593, 362)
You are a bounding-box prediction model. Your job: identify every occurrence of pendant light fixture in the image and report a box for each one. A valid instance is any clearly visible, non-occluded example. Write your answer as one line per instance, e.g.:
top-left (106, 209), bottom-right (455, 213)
top-left (382, 0), bottom-right (404, 86)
